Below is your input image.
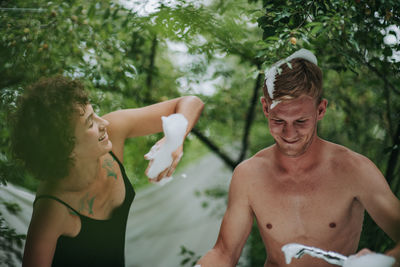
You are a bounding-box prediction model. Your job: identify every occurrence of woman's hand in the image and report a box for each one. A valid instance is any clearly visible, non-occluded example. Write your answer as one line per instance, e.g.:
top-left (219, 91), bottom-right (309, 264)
top-left (144, 138), bottom-right (183, 182)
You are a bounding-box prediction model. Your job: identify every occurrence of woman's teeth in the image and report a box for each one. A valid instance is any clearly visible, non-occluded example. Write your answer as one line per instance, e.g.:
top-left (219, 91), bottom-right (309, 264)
top-left (99, 133), bottom-right (106, 141)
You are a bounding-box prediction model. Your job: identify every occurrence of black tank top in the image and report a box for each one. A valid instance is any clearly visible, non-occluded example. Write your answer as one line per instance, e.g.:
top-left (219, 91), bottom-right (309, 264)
top-left (34, 152), bottom-right (135, 267)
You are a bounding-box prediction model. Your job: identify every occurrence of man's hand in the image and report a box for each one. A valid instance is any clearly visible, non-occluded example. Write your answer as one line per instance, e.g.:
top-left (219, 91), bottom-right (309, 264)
top-left (354, 248), bottom-right (373, 257)
top-left (343, 248), bottom-right (396, 267)
top-left (386, 245), bottom-right (400, 267)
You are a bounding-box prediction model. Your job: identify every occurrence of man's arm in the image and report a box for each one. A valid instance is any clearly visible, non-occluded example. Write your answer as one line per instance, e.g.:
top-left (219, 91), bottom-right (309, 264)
top-left (197, 163), bottom-right (254, 266)
top-left (355, 154), bottom-right (400, 263)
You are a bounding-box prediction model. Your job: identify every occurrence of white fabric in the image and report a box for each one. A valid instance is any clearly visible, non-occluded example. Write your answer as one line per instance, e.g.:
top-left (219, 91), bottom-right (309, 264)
top-left (0, 153), bottom-right (248, 267)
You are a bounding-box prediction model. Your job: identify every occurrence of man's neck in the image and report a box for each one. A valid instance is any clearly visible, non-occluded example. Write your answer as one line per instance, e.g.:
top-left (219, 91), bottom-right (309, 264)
top-left (274, 136), bottom-right (324, 175)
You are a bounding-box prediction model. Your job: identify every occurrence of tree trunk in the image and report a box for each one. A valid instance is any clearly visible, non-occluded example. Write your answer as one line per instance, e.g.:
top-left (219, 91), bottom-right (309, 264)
top-left (145, 35), bottom-right (158, 104)
top-left (192, 66), bottom-right (263, 170)
top-left (238, 67), bottom-right (263, 162)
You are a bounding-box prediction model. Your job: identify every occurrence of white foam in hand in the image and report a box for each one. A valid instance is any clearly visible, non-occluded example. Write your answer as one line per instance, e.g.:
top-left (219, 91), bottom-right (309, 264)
top-left (282, 243), bottom-right (304, 264)
top-left (282, 243), bottom-right (395, 267)
top-left (343, 253), bottom-right (395, 267)
top-left (281, 243), bottom-right (347, 266)
top-left (145, 113), bottom-right (188, 181)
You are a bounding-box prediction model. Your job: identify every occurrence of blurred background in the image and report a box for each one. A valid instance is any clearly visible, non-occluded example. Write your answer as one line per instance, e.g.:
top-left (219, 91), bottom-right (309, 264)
top-left (0, 0), bottom-right (399, 266)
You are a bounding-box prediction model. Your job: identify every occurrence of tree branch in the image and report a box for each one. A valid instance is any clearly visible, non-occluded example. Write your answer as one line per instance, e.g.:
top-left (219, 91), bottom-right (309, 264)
top-left (361, 56), bottom-right (400, 95)
top-left (385, 121), bottom-right (400, 186)
top-left (190, 127), bottom-right (237, 170)
top-left (383, 79), bottom-right (394, 138)
top-left (145, 35), bottom-right (158, 104)
top-left (238, 66), bottom-right (263, 163)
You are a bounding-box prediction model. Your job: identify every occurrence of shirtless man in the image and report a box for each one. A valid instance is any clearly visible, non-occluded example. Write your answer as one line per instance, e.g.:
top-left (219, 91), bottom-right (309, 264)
top-left (197, 49), bottom-right (400, 267)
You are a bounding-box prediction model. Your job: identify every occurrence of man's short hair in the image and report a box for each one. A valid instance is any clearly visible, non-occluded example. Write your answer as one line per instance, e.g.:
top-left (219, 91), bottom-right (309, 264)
top-left (263, 58), bottom-right (323, 104)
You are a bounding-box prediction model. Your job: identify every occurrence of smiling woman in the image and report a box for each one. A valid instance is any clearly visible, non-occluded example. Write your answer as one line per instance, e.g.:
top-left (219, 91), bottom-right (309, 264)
top-left (9, 75), bottom-right (204, 267)
top-left (72, 104), bottom-right (113, 166)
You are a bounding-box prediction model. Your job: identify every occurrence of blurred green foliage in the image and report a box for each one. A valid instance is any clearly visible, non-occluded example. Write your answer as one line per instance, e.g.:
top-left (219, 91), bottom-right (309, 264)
top-left (0, 211), bottom-right (25, 267)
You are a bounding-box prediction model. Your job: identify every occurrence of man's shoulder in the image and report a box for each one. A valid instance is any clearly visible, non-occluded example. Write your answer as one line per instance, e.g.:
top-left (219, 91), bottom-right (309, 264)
top-left (232, 146), bottom-right (274, 181)
top-left (323, 140), bottom-right (376, 171)
top-left (238, 146), bottom-right (273, 167)
top-left (324, 140), bottom-right (368, 160)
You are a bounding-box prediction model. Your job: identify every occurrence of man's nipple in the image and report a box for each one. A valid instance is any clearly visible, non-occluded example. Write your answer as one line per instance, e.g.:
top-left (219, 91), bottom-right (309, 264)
top-left (329, 222), bottom-right (336, 228)
top-left (266, 223), bottom-right (273, 229)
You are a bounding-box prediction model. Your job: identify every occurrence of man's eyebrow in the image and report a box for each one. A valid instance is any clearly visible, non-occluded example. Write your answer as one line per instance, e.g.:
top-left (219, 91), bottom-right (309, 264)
top-left (270, 114), bottom-right (282, 120)
top-left (85, 113), bottom-right (94, 125)
top-left (270, 115), bottom-right (310, 120)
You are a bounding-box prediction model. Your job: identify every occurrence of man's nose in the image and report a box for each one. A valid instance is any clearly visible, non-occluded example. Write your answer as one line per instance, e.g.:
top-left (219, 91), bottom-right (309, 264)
top-left (282, 124), bottom-right (297, 140)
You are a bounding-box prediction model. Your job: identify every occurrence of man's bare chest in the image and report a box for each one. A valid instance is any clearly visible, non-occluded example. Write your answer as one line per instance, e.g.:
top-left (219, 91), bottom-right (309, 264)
top-left (249, 175), bottom-right (364, 246)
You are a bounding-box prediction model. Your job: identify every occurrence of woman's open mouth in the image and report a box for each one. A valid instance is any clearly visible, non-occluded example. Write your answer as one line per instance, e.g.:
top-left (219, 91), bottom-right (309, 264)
top-left (98, 132), bottom-right (107, 142)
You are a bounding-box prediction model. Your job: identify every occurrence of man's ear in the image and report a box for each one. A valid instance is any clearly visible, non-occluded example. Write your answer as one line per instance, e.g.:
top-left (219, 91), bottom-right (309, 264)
top-left (260, 97), bottom-right (269, 118)
top-left (317, 98), bottom-right (328, 120)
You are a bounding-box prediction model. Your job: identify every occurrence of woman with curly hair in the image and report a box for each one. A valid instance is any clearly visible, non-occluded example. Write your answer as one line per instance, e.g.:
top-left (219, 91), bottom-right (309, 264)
top-left (10, 75), bottom-right (204, 267)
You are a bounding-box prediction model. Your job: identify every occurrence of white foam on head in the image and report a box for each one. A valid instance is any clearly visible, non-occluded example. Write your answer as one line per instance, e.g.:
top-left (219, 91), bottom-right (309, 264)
top-left (146, 113), bottom-right (188, 180)
top-left (286, 48), bottom-right (317, 65)
top-left (270, 100), bottom-right (281, 109)
top-left (343, 253), bottom-right (395, 267)
top-left (264, 48), bottom-right (317, 110)
top-left (264, 65), bottom-right (279, 100)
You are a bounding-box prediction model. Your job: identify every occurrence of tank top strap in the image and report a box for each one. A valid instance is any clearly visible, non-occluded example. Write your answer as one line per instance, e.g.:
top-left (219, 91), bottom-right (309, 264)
top-left (109, 151), bottom-right (122, 166)
top-left (34, 195), bottom-right (82, 216)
